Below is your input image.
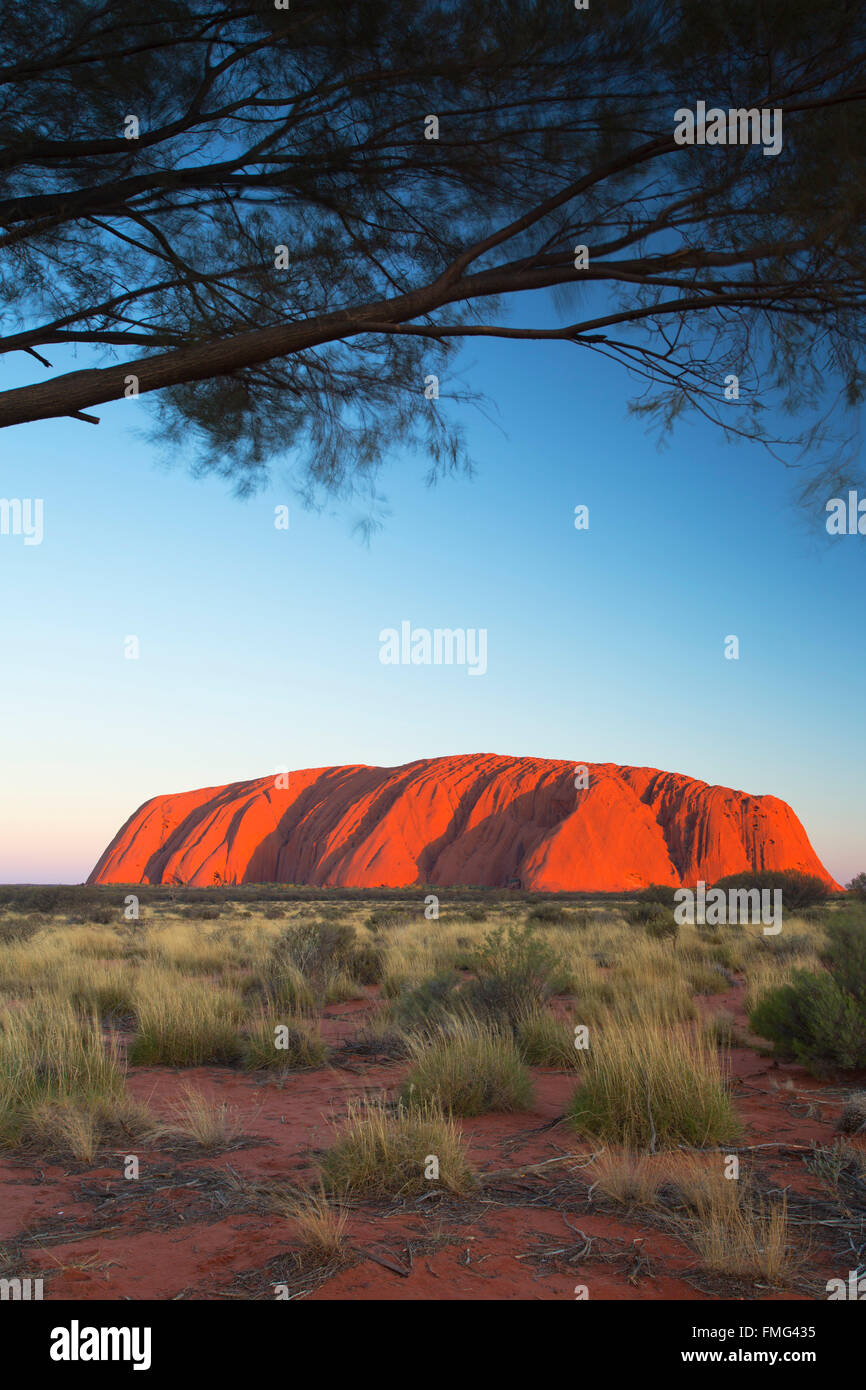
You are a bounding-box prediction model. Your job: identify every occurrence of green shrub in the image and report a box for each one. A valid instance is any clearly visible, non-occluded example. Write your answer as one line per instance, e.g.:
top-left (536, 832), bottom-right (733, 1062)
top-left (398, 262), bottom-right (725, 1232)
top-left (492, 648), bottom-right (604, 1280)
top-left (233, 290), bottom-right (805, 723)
top-left (626, 900), bottom-right (678, 939)
top-left (467, 922), bottom-right (559, 1025)
top-left (847, 873), bottom-right (866, 903)
top-left (750, 973), bottom-right (866, 1072)
top-left (351, 943), bottom-right (384, 984)
top-left (749, 916), bottom-right (866, 1072)
top-left (635, 884), bottom-right (679, 908)
top-left (712, 870), bottom-right (830, 911)
top-left (824, 917), bottom-right (866, 998)
top-left (527, 902), bottom-right (568, 925)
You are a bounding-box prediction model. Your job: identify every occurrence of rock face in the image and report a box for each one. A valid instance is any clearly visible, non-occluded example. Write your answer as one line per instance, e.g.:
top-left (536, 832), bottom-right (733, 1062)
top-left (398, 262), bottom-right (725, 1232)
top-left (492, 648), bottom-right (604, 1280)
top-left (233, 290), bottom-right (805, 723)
top-left (88, 754), bottom-right (838, 891)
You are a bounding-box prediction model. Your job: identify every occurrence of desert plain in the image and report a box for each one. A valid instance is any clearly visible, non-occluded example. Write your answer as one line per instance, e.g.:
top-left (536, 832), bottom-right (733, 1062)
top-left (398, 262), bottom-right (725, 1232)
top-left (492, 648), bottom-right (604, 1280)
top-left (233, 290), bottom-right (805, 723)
top-left (1, 882), bottom-right (864, 1303)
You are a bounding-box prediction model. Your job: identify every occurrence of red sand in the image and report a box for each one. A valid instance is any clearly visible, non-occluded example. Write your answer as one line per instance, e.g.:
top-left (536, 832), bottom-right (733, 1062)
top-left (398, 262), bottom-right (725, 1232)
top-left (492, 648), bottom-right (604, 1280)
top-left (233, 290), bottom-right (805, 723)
top-left (3, 986), bottom-right (859, 1302)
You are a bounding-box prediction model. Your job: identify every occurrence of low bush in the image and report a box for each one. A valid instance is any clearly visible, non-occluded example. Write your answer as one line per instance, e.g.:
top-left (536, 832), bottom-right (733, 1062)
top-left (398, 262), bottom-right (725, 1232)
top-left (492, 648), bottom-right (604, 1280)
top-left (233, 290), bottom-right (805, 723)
top-left (711, 869), bottom-right (830, 911)
top-left (626, 900), bottom-right (678, 938)
top-left (527, 902), bottom-right (568, 926)
top-left (466, 921), bottom-right (560, 1025)
top-left (749, 917), bottom-right (866, 1072)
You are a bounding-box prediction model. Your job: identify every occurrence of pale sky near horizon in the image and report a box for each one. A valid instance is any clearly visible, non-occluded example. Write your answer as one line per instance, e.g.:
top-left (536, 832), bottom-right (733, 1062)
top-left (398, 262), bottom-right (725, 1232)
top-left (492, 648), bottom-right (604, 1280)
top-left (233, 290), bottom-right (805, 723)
top-left (1, 290), bottom-right (863, 885)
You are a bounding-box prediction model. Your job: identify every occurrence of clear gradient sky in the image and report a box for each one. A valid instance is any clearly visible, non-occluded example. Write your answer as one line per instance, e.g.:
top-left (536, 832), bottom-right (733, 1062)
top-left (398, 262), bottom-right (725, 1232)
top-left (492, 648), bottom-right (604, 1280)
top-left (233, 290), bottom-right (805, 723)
top-left (1, 288), bottom-right (863, 884)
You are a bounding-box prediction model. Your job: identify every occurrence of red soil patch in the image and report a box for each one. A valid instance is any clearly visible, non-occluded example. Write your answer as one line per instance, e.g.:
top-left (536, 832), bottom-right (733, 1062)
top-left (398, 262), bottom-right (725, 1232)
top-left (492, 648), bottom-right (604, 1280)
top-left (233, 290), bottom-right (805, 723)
top-left (3, 987), bottom-right (862, 1301)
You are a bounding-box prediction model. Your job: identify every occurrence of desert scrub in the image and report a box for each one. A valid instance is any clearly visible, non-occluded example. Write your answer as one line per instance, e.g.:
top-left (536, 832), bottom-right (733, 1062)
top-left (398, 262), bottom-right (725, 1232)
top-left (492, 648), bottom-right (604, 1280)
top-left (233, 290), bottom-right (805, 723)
top-left (568, 1013), bottom-right (740, 1148)
top-left (260, 960), bottom-right (316, 1015)
top-left (350, 941), bottom-right (384, 984)
top-left (608, 973), bottom-right (697, 1025)
top-left (319, 1097), bottom-right (476, 1197)
top-left (526, 901), bottom-right (569, 926)
top-left (466, 921), bottom-right (560, 1025)
top-left (379, 936), bottom-right (438, 998)
top-left (243, 1011), bottom-right (327, 1069)
top-left (680, 953), bottom-right (733, 995)
top-left (804, 1137), bottom-right (866, 1191)
top-left (516, 1005), bottom-right (582, 1069)
top-left (387, 971), bottom-right (461, 1032)
top-left (352, 1011), bottom-right (409, 1059)
top-left (254, 921), bottom-right (355, 1007)
top-left (365, 909), bottom-right (411, 932)
top-left (322, 967), bottom-right (365, 1003)
top-left (456, 905), bottom-right (488, 924)
top-left (272, 920), bottom-right (357, 977)
top-left (0, 996), bottom-right (126, 1147)
top-left (143, 922), bottom-right (235, 974)
top-left (128, 970), bottom-right (242, 1066)
top-left (400, 1019), bottom-right (534, 1116)
top-left (749, 917), bottom-right (866, 1072)
top-left (66, 960), bottom-right (137, 1019)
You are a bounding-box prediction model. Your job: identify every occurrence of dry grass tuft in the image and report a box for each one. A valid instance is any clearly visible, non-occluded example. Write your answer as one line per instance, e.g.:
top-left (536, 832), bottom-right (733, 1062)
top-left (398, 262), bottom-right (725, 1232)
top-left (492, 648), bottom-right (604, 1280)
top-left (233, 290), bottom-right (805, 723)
top-left (319, 1096), bottom-right (476, 1197)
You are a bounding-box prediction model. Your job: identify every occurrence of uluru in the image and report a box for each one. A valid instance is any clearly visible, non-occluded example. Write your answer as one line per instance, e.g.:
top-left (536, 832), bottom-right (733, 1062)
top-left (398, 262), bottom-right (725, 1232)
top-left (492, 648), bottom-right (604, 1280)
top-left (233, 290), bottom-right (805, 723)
top-left (88, 754), bottom-right (837, 891)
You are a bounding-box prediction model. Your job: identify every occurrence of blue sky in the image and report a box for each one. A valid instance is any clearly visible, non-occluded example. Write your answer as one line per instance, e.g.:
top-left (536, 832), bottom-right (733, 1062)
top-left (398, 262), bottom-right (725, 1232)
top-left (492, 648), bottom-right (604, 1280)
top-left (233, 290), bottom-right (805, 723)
top-left (1, 292), bottom-right (863, 884)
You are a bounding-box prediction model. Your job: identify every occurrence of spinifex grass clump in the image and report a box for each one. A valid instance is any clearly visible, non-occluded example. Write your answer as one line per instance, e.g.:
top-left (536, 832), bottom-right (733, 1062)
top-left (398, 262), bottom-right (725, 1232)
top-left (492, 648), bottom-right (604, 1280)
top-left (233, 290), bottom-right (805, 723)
top-left (587, 1148), bottom-right (667, 1208)
top-left (157, 1084), bottom-right (241, 1151)
top-left (319, 1097), bottom-right (476, 1197)
top-left (279, 1186), bottom-right (349, 1264)
top-left (515, 1004), bottom-right (582, 1069)
top-left (128, 970), bottom-right (242, 1066)
top-left (400, 1017), bottom-right (534, 1115)
top-left (0, 995), bottom-right (126, 1148)
top-left (387, 971), bottom-right (461, 1032)
top-left (242, 1010), bottom-right (327, 1069)
top-left (684, 1189), bottom-right (794, 1284)
top-left (568, 1013), bottom-right (740, 1148)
